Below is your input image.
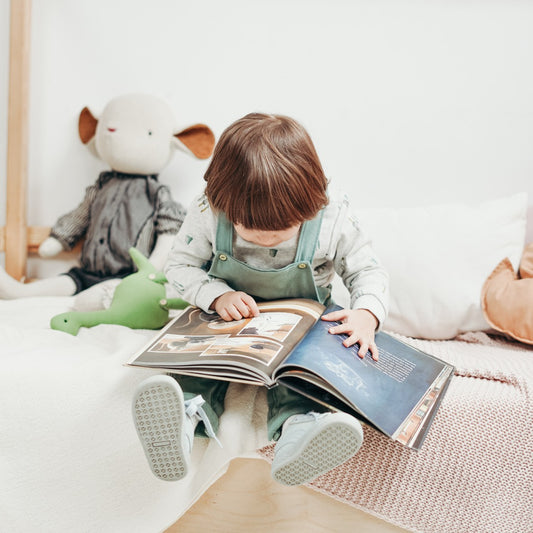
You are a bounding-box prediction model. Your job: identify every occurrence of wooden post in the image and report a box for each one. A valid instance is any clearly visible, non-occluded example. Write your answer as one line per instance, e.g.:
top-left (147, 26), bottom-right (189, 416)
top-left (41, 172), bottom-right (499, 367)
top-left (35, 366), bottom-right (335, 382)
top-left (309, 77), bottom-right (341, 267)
top-left (5, 0), bottom-right (32, 280)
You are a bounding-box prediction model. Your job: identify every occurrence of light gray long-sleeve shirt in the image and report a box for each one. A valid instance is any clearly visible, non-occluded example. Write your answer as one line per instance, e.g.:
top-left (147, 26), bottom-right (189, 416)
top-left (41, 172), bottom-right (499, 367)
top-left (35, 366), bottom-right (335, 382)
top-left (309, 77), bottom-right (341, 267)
top-left (165, 189), bottom-right (389, 326)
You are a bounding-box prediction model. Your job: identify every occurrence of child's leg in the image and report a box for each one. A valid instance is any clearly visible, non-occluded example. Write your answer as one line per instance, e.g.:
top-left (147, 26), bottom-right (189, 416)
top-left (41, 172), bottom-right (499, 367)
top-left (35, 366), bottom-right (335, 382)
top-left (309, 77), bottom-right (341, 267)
top-left (267, 386), bottom-right (363, 486)
top-left (0, 268), bottom-right (77, 299)
top-left (267, 385), bottom-right (328, 441)
top-left (171, 374), bottom-right (229, 438)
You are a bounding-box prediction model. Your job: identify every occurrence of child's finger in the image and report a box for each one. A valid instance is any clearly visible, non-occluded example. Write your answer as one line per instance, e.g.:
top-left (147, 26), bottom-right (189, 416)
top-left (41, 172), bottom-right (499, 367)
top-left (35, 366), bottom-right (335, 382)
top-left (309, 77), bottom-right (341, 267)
top-left (234, 299), bottom-right (252, 318)
top-left (369, 342), bottom-right (379, 361)
top-left (327, 322), bottom-right (352, 335)
top-left (341, 333), bottom-right (357, 347)
top-left (357, 341), bottom-right (369, 358)
top-left (227, 304), bottom-right (244, 321)
top-left (217, 307), bottom-right (233, 321)
top-left (321, 310), bottom-right (348, 322)
top-left (242, 294), bottom-right (260, 316)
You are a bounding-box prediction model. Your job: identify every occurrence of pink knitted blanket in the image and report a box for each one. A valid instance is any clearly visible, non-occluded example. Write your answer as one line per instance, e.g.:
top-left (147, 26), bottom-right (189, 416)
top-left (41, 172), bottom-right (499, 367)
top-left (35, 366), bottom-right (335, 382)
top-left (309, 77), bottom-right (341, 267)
top-left (258, 332), bottom-right (533, 533)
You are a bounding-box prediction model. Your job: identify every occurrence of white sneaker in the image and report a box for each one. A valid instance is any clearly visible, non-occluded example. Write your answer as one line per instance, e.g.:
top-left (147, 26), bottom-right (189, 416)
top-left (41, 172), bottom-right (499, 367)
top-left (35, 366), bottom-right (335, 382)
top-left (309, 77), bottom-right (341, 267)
top-left (271, 411), bottom-right (363, 486)
top-left (132, 375), bottom-right (196, 482)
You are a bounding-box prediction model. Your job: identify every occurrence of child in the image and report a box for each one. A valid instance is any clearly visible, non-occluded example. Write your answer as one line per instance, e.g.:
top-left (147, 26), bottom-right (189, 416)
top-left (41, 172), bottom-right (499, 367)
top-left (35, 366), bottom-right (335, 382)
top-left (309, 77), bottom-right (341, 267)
top-left (132, 113), bottom-right (389, 486)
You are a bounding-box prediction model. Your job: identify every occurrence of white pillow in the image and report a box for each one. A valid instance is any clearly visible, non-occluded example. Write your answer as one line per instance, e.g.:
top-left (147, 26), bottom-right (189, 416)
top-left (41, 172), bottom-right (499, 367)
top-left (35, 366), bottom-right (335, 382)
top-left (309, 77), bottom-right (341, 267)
top-left (356, 193), bottom-right (528, 339)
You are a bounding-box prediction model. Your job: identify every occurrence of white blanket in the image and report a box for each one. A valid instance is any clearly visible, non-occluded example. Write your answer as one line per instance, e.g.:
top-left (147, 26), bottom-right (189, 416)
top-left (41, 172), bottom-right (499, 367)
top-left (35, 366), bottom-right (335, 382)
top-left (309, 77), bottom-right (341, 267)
top-left (1, 297), bottom-right (270, 533)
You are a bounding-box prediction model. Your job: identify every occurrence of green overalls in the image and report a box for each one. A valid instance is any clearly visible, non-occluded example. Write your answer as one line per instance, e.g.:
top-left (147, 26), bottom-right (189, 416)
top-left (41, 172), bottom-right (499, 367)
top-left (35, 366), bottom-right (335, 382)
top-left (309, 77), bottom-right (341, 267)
top-left (172, 212), bottom-right (330, 441)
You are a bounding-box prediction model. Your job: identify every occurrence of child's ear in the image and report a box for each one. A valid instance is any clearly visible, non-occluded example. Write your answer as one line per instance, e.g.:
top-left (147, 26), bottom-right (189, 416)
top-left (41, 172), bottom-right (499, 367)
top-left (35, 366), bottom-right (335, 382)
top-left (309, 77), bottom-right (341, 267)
top-left (173, 124), bottom-right (215, 159)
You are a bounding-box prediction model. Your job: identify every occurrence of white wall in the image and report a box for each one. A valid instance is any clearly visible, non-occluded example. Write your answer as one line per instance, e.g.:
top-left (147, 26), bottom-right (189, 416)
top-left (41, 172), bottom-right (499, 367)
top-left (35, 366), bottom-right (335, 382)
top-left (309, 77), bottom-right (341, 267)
top-left (1, 0), bottom-right (532, 277)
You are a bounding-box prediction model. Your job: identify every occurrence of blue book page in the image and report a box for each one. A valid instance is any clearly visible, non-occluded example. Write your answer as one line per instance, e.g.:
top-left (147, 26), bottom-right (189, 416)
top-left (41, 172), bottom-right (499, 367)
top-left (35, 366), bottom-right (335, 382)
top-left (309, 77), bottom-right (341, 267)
top-left (275, 313), bottom-right (449, 437)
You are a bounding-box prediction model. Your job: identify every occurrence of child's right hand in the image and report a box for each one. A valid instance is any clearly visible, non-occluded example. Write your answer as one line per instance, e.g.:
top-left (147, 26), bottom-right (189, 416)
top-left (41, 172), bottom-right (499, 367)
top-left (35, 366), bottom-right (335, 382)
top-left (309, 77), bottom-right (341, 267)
top-left (210, 291), bottom-right (260, 321)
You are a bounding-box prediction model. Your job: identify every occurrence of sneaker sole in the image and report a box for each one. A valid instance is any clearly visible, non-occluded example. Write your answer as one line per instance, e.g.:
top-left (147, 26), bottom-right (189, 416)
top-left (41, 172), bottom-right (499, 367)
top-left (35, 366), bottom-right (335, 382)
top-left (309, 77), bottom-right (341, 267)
top-left (132, 375), bottom-right (189, 482)
top-left (272, 415), bottom-right (363, 486)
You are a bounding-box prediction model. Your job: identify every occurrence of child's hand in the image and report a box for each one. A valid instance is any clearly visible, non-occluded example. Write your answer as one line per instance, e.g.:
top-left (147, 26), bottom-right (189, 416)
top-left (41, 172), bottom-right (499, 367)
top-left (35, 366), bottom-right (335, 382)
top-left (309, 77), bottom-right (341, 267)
top-left (211, 291), bottom-right (260, 321)
top-left (321, 308), bottom-right (379, 360)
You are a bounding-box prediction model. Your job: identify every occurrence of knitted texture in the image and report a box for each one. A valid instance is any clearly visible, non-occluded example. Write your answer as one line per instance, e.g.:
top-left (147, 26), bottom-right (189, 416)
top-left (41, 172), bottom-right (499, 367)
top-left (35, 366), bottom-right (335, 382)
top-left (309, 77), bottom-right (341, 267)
top-left (259, 333), bottom-right (533, 533)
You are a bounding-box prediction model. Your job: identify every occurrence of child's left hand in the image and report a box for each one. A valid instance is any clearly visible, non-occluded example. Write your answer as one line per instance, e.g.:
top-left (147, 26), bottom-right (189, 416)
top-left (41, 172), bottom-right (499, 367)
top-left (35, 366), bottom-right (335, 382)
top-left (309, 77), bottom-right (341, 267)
top-left (321, 308), bottom-right (379, 360)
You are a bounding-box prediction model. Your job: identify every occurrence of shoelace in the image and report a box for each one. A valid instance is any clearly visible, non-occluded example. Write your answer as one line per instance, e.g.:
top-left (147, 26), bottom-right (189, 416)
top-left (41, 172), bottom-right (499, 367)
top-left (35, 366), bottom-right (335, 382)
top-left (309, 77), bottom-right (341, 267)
top-left (184, 395), bottom-right (223, 448)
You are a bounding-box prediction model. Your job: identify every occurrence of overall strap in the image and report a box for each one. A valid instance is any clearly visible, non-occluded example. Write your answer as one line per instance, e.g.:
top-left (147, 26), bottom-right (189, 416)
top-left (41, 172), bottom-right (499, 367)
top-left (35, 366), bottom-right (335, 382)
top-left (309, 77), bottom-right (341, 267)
top-left (215, 213), bottom-right (234, 254)
top-left (294, 209), bottom-right (324, 263)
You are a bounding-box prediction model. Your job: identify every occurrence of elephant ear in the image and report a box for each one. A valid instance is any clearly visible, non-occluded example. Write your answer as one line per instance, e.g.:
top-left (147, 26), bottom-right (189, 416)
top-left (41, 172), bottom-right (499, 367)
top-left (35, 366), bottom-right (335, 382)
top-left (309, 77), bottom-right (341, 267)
top-left (79, 107), bottom-right (98, 143)
top-left (173, 124), bottom-right (215, 159)
top-left (78, 106), bottom-right (99, 158)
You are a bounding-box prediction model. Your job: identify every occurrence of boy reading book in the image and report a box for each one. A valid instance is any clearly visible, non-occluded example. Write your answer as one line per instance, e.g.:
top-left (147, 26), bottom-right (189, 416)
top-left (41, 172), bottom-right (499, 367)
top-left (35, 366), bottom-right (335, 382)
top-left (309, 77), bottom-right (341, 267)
top-left (132, 112), bottom-right (389, 486)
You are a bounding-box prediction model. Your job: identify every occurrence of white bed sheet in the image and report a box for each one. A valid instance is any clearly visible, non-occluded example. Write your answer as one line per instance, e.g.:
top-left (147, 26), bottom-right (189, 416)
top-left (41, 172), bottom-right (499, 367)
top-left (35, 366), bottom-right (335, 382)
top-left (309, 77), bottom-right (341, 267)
top-left (1, 297), bottom-right (270, 533)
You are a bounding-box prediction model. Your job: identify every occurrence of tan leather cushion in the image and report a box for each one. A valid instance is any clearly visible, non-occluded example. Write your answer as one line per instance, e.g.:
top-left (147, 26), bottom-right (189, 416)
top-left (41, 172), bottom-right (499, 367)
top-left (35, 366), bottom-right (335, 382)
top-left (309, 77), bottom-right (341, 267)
top-left (481, 243), bottom-right (533, 345)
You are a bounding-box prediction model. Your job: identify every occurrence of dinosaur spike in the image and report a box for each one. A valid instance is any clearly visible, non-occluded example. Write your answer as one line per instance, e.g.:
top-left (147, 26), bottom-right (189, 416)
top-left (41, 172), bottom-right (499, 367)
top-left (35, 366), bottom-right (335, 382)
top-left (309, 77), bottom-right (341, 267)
top-left (162, 297), bottom-right (189, 310)
top-left (129, 247), bottom-right (158, 274)
top-left (148, 272), bottom-right (168, 285)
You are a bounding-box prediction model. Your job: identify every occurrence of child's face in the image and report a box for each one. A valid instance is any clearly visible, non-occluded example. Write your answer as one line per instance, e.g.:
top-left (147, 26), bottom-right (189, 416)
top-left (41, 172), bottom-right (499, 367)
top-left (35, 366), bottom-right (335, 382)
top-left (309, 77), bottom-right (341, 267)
top-left (234, 223), bottom-right (301, 248)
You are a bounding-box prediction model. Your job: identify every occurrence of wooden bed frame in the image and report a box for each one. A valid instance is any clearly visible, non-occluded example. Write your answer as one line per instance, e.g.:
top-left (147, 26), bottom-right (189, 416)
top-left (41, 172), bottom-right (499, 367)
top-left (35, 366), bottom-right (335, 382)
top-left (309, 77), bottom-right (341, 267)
top-left (169, 458), bottom-right (405, 532)
top-left (1, 0), bottom-right (76, 280)
top-left (2, 0), bottom-right (32, 281)
top-left (2, 2), bottom-right (406, 530)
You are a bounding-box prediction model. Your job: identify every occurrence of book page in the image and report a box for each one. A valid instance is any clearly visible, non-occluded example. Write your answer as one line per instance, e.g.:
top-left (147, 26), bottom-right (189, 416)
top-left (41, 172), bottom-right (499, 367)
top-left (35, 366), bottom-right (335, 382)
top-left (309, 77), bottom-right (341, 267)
top-left (275, 309), bottom-right (454, 446)
top-left (128, 299), bottom-right (325, 384)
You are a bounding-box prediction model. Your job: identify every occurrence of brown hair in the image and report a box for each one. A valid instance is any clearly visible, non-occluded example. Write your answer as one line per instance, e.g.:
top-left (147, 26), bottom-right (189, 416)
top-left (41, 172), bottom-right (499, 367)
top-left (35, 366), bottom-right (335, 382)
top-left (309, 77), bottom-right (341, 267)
top-left (204, 113), bottom-right (328, 230)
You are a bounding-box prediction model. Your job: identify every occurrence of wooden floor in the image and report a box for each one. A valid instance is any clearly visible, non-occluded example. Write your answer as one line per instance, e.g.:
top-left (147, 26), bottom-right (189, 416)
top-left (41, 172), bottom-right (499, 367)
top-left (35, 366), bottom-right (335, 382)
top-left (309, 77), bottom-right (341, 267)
top-left (167, 458), bottom-right (407, 533)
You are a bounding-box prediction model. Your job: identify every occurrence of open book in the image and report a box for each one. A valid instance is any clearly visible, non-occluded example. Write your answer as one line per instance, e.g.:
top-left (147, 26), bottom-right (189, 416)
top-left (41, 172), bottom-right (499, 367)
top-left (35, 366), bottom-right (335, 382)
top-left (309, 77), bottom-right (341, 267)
top-left (128, 298), bottom-right (454, 450)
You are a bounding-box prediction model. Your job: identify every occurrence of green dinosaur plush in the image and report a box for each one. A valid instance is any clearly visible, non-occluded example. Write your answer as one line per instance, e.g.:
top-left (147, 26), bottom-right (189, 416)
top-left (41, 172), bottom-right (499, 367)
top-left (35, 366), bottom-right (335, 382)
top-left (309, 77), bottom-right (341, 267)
top-left (51, 248), bottom-right (188, 335)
